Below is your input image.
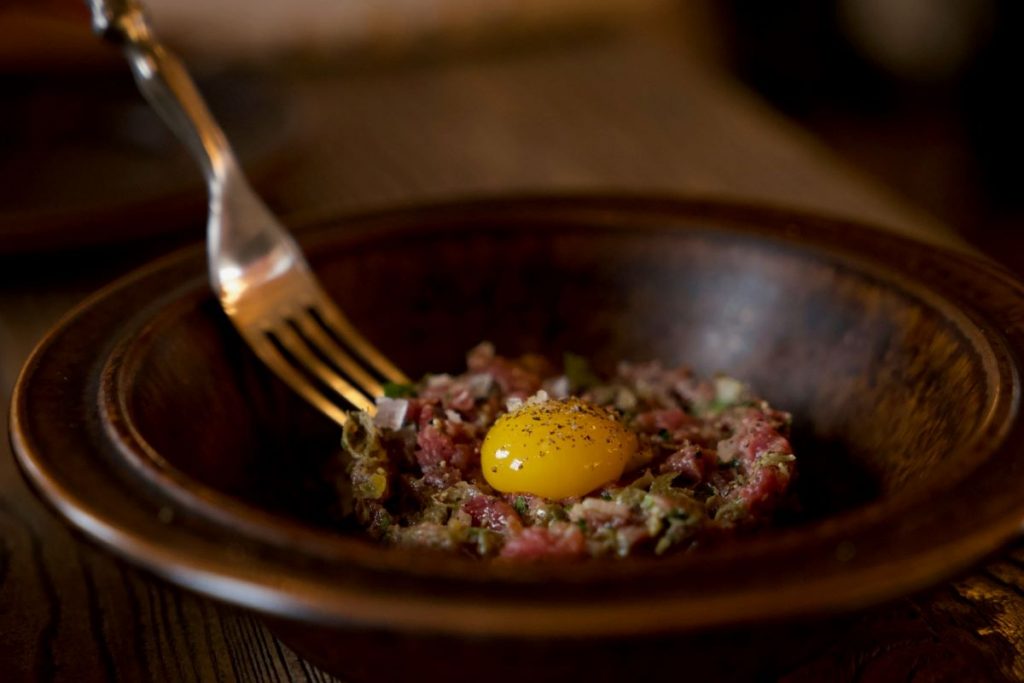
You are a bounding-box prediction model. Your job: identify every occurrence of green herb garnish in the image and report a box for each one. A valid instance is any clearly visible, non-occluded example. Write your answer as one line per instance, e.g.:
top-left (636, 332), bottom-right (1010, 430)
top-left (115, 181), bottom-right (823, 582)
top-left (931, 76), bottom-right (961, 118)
top-left (563, 352), bottom-right (601, 391)
top-left (383, 382), bottom-right (416, 398)
top-left (513, 496), bottom-right (528, 516)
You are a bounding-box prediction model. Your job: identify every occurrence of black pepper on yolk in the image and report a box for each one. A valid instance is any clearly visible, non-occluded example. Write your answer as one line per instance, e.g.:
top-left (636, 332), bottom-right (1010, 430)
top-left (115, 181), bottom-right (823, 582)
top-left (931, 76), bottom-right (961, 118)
top-left (481, 398), bottom-right (638, 498)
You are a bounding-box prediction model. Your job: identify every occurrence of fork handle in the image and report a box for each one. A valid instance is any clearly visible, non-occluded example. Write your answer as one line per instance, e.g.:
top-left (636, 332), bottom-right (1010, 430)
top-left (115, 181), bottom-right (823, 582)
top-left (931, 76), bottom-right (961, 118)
top-left (86, 0), bottom-right (236, 182)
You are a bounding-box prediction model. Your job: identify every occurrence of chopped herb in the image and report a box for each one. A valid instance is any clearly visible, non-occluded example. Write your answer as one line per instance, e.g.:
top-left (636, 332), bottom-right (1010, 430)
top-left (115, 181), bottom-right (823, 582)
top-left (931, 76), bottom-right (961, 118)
top-left (713, 499), bottom-right (748, 525)
top-left (658, 428), bottom-right (671, 440)
top-left (628, 469), bottom-right (655, 490)
top-left (513, 496), bottom-right (528, 516)
top-left (756, 451), bottom-right (797, 471)
top-left (705, 396), bottom-right (756, 415)
top-left (655, 517), bottom-right (696, 555)
top-left (377, 512), bottom-right (392, 532)
top-left (383, 382), bottom-right (416, 398)
top-left (614, 487), bottom-right (646, 508)
top-left (533, 504), bottom-right (569, 522)
top-left (649, 472), bottom-right (682, 494)
top-left (600, 490), bottom-right (613, 501)
top-left (563, 352), bottom-right (601, 391)
top-left (705, 398), bottom-right (730, 414)
top-left (576, 519), bottom-right (588, 531)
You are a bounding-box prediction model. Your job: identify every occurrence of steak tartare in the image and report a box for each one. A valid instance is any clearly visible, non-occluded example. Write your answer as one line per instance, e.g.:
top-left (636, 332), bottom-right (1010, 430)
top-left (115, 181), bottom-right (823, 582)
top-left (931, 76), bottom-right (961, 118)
top-left (329, 343), bottom-right (796, 560)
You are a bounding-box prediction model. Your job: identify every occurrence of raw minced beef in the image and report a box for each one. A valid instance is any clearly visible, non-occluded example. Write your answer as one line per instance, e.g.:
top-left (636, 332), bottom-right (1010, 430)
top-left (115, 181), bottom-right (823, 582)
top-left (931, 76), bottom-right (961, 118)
top-left (327, 342), bottom-right (797, 560)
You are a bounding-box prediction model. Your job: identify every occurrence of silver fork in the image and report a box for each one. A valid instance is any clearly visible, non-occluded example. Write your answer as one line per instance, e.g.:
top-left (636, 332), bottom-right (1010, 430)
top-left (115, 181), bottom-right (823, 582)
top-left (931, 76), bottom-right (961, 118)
top-left (89, 0), bottom-right (409, 424)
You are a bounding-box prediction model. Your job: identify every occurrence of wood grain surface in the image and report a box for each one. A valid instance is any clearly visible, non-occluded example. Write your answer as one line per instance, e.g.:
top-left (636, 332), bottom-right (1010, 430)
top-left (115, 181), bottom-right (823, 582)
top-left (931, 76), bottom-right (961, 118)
top-left (1, 25), bottom-right (1021, 683)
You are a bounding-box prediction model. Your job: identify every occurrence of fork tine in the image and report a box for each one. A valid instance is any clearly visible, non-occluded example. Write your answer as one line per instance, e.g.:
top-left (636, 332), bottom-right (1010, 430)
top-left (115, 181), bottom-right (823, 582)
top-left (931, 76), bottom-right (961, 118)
top-left (243, 331), bottom-right (354, 425)
top-left (312, 294), bottom-right (411, 385)
top-left (294, 310), bottom-right (386, 398)
top-left (271, 323), bottom-right (377, 414)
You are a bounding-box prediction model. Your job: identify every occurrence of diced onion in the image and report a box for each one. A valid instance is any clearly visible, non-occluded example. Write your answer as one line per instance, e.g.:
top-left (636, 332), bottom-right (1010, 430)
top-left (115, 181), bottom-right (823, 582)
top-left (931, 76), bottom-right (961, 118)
top-left (542, 375), bottom-right (570, 399)
top-left (568, 498), bottom-right (631, 522)
top-left (426, 373), bottom-right (453, 388)
top-left (525, 389), bottom-right (550, 406)
top-left (374, 397), bottom-right (408, 430)
top-left (466, 373), bottom-right (494, 398)
top-left (714, 376), bottom-right (745, 405)
top-left (615, 387), bottom-right (638, 411)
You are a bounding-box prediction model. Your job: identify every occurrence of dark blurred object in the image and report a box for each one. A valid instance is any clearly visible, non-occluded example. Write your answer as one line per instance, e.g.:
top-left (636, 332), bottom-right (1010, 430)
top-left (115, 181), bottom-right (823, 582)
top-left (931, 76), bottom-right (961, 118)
top-left (141, 0), bottom-right (672, 65)
top-left (0, 0), bottom-right (118, 73)
top-left (0, 72), bottom-right (296, 253)
top-left (960, 1), bottom-right (1023, 209)
top-left (0, 0), bottom-right (301, 253)
top-left (717, 0), bottom-right (1023, 270)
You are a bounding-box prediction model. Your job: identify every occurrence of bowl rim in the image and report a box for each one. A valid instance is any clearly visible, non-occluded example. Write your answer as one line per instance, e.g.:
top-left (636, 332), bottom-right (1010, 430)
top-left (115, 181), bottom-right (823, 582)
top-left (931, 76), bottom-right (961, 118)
top-left (10, 193), bottom-right (1024, 637)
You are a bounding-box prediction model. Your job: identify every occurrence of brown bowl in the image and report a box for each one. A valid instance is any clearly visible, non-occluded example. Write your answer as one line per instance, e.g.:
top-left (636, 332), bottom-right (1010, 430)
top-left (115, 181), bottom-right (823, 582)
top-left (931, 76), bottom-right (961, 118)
top-left (10, 195), bottom-right (1024, 681)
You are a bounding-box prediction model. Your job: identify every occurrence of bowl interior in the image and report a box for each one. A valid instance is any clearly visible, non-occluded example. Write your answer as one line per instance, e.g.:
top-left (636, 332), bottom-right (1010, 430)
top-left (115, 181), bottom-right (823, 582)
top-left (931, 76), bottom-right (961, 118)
top-left (119, 208), bottom-right (1003, 536)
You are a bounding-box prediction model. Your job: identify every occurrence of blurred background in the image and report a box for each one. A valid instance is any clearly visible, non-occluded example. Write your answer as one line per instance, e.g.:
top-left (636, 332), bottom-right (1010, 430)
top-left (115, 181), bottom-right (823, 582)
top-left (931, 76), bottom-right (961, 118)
top-left (1, 0), bottom-right (1020, 267)
top-left (718, 0), bottom-right (1023, 273)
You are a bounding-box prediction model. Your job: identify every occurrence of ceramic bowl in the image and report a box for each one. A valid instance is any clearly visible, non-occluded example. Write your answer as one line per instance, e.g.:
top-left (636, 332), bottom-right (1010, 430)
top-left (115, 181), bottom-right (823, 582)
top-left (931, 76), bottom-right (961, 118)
top-left (11, 195), bottom-right (1024, 681)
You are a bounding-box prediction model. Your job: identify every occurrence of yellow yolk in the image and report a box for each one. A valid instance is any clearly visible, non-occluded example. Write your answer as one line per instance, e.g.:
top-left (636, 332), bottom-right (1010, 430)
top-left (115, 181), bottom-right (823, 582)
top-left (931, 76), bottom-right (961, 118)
top-left (481, 398), bottom-right (638, 499)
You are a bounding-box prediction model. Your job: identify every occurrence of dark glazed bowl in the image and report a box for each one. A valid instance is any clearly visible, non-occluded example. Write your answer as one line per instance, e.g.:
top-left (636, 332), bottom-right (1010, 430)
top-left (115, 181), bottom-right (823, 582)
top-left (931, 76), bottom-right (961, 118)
top-left (10, 195), bottom-right (1024, 681)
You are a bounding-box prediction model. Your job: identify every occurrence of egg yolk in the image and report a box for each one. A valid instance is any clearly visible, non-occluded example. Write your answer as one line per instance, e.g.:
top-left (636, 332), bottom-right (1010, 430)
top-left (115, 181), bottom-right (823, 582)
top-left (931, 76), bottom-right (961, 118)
top-left (481, 398), bottom-right (638, 499)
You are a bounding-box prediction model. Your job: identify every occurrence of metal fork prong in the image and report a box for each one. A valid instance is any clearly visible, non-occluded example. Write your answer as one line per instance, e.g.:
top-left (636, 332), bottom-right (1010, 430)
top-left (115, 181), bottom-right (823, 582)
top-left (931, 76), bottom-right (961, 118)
top-left (294, 309), bottom-right (386, 398)
top-left (271, 323), bottom-right (377, 414)
top-left (312, 294), bottom-right (411, 385)
top-left (243, 331), bottom-right (353, 425)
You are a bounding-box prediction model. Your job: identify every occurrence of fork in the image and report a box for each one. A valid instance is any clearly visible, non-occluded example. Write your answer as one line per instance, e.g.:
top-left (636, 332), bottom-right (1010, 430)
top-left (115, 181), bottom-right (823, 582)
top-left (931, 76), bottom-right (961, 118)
top-left (88, 0), bottom-right (409, 425)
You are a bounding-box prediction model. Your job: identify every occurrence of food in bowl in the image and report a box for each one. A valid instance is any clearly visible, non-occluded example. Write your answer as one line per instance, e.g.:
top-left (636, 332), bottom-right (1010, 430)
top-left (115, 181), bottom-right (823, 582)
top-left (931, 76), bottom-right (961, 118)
top-left (329, 343), bottom-right (797, 559)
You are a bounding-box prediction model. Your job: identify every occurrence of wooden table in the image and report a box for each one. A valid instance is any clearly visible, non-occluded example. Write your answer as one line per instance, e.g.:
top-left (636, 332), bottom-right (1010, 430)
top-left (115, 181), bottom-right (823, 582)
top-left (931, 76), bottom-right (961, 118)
top-left (2, 27), bottom-right (1022, 682)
